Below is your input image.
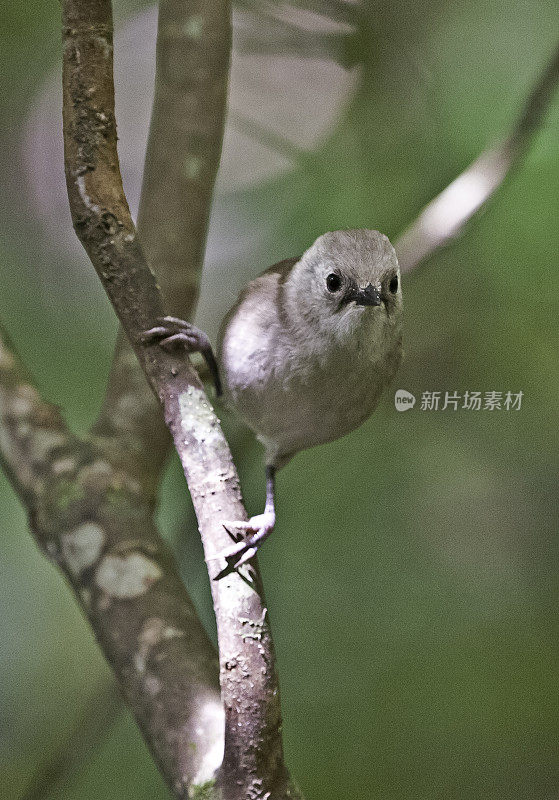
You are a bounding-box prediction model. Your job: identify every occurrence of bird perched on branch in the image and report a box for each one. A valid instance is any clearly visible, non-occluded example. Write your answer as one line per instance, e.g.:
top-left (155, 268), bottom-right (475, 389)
top-left (142, 229), bottom-right (403, 567)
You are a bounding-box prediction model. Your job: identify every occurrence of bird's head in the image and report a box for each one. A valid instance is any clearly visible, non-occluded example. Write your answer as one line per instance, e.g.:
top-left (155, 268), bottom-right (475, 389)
top-left (284, 229), bottom-right (402, 344)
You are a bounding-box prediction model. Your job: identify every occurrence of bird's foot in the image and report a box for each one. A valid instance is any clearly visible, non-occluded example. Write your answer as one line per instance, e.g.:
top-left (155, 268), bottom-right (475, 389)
top-left (217, 511), bottom-right (276, 568)
top-left (139, 316), bottom-right (221, 396)
top-left (140, 316), bottom-right (210, 354)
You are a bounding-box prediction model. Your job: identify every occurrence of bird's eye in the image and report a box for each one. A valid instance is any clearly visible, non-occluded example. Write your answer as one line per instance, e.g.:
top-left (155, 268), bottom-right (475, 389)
top-left (389, 275), bottom-right (399, 294)
top-left (326, 273), bottom-right (342, 292)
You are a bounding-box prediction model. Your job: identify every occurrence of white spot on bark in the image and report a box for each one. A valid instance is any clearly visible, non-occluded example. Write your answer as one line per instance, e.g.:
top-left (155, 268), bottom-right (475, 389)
top-left (95, 552), bottom-right (162, 598)
top-left (183, 155), bottom-right (202, 179)
top-left (52, 456), bottom-right (77, 476)
top-left (76, 175), bottom-right (102, 214)
top-left (145, 675), bottom-right (162, 696)
top-left (135, 617), bottom-right (185, 673)
top-left (81, 460), bottom-right (112, 480)
top-left (178, 387), bottom-right (222, 448)
top-left (133, 653), bottom-right (145, 674)
top-left (183, 14), bottom-right (204, 39)
top-left (61, 522), bottom-right (105, 577)
top-left (0, 345), bottom-right (16, 369)
top-left (31, 430), bottom-right (69, 460)
top-left (191, 697), bottom-right (225, 785)
top-left (10, 395), bottom-right (34, 417)
top-left (94, 35), bottom-right (113, 59)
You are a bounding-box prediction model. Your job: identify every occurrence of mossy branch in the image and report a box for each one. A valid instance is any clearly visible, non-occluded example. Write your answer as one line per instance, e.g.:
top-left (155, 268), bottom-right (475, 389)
top-left (0, 324), bottom-right (223, 798)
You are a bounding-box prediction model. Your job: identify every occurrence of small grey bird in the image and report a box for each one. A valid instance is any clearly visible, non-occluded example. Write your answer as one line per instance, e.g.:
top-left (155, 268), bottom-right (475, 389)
top-left (142, 229), bottom-right (403, 567)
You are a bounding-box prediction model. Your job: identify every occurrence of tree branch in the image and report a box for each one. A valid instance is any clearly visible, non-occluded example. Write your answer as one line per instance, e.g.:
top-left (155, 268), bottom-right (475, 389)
top-left (0, 322), bottom-right (224, 798)
top-left (0, 325), bottom-right (76, 516)
top-left (396, 43), bottom-right (559, 274)
top-left (94, 0), bottom-right (231, 489)
top-left (138, 0), bottom-right (230, 319)
top-left (62, 1), bottom-right (298, 797)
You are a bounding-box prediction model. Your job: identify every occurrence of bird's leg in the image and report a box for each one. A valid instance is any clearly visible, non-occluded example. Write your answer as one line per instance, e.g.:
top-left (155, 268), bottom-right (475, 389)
top-left (217, 466), bottom-right (276, 567)
top-left (139, 316), bottom-right (221, 396)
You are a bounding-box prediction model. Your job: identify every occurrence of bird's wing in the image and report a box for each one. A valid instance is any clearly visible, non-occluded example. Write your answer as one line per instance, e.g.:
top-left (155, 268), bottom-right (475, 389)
top-left (217, 255), bottom-right (300, 348)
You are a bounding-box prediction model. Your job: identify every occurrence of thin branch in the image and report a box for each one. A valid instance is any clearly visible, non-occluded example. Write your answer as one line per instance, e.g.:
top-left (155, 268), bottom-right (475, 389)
top-left (238, 0), bottom-right (360, 28)
top-left (234, 0), bottom-right (358, 66)
top-left (396, 43), bottom-right (559, 274)
top-left (62, 1), bottom-right (298, 798)
top-left (95, 0), bottom-right (232, 489)
top-left (229, 110), bottom-right (306, 164)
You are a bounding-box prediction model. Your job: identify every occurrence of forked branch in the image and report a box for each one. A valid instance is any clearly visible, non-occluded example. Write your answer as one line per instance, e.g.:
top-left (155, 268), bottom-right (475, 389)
top-left (62, 1), bottom-right (297, 798)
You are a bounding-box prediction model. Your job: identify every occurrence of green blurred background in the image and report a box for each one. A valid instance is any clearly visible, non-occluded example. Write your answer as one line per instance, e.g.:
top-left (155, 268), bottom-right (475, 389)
top-left (1, 1), bottom-right (558, 798)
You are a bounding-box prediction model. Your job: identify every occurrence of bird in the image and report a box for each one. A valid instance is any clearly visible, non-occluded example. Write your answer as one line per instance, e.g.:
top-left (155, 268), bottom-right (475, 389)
top-left (141, 229), bottom-right (403, 567)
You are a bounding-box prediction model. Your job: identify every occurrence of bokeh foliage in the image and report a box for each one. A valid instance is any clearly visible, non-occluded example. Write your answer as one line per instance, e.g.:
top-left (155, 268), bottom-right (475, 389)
top-left (1, 1), bottom-right (558, 798)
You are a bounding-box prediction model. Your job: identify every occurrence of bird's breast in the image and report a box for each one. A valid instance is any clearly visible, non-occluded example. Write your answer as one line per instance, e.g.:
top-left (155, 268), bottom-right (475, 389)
top-left (223, 328), bottom-right (401, 463)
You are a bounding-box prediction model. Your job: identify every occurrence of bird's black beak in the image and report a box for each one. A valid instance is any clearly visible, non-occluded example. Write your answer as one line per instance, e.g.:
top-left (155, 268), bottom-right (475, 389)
top-left (353, 283), bottom-right (382, 306)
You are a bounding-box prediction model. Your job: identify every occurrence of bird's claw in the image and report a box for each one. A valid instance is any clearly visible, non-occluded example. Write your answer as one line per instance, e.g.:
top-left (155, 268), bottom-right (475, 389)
top-left (216, 512), bottom-right (276, 568)
top-left (140, 316), bottom-right (209, 354)
top-left (139, 316), bottom-right (222, 396)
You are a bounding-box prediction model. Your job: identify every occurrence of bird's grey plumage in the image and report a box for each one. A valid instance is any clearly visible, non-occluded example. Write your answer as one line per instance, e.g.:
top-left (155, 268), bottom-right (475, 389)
top-left (218, 229), bottom-right (403, 470)
top-left (140, 229), bottom-right (403, 567)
